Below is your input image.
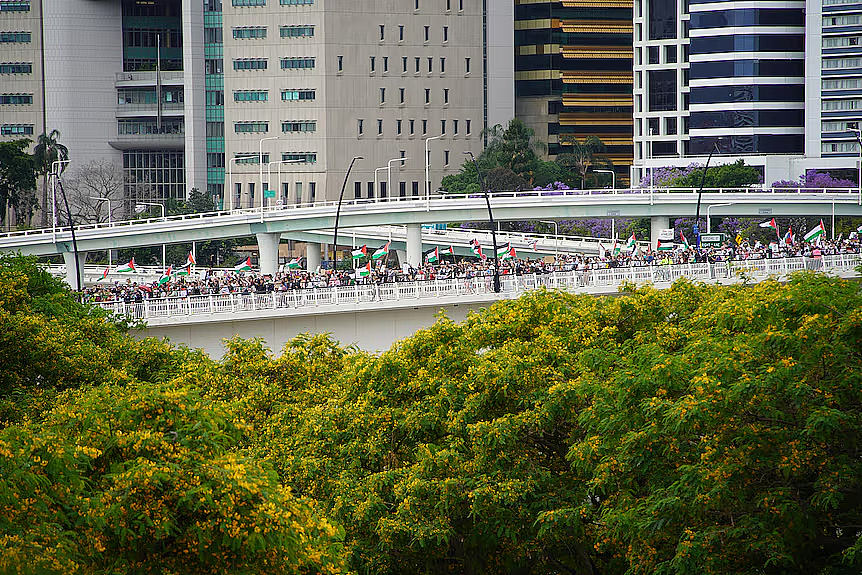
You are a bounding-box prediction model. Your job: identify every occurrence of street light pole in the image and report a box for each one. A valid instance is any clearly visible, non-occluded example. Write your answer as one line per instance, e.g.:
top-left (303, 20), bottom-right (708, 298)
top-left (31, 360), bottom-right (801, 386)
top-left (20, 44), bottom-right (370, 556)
top-left (695, 140), bottom-right (722, 248)
top-left (51, 159), bottom-right (71, 244)
top-left (594, 169), bottom-right (615, 190)
top-left (706, 202), bottom-right (733, 234)
top-left (424, 135), bottom-right (442, 197)
top-left (388, 157), bottom-right (408, 201)
top-left (374, 166), bottom-right (387, 200)
top-left (332, 156), bottom-right (363, 269)
top-left (464, 151), bottom-right (500, 293)
top-left (539, 219), bottom-right (559, 260)
top-left (89, 196), bottom-right (113, 266)
top-left (136, 202), bottom-right (166, 269)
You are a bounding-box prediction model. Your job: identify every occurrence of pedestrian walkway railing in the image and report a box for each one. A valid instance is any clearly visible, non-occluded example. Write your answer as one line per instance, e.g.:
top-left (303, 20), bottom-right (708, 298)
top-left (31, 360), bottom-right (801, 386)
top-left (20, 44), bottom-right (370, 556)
top-left (92, 254), bottom-right (861, 321)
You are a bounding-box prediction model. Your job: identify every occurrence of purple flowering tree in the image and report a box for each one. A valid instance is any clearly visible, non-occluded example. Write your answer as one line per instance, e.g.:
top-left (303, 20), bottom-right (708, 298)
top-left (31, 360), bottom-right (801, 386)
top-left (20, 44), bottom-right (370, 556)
top-left (772, 170), bottom-right (855, 190)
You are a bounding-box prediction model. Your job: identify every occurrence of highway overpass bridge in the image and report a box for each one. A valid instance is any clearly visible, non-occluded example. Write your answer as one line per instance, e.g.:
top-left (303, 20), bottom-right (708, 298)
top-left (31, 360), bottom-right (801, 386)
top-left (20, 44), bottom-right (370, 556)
top-left (3, 186), bottom-right (860, 288)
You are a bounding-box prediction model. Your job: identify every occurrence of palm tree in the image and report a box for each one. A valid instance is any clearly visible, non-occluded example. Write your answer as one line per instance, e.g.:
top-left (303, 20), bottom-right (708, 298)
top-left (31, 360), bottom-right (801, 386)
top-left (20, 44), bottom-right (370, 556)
top-left (34, 129), bottom-right (69, 228)
top-left (556, 136), bottom-right (607, 189)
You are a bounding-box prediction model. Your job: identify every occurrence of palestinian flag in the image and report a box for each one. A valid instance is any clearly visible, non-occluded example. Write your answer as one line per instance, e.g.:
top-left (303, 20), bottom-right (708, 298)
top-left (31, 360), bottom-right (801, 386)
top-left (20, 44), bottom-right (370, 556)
top-left (158, 265), bottom-right (173, 285)
top-left (356, 261), bottom-right (371, 278)
top-left (498, 245), bottom-right (517, 260)
top-left (803, 220), bottom-right (826, 242)
top-left (497, 244), bottom-right (512, 258)
top-left (425, 247), bottom-right (439, 263)
top-left (233, 257), bottom-right (252, 272)
top-left (470, 239), bottom-right (485, 259)
top-left (612, 240), bottom-right (620, 256)
top-left (186, 251), bottom-right (196, 267)
top-left (286, 258), bottom-right (301, 269)
top-left (102, 267), bottom-right (109, 279)
top-left (759, 218), bottom-right (779, 235)
top-left (529, 239), bottom-right (539, 251)
top-left (784, 226), bottom-right (794, 245)
top-left (115, 258), bottom-right (136, 273)
top-left (176, 261), bottom-right (192, 275)
top-left (352, 245), bottom-right (368, 259)
top-left (440, 246), bottom-right (455, 256)
top-left (680, 231), bottom-right (691, 250)
top-left (371, 242), bottom-right (390, 260)
top-left (625, 233), bottom-right (637, 251)
top-left (657, 239), bottom-right (674, 251)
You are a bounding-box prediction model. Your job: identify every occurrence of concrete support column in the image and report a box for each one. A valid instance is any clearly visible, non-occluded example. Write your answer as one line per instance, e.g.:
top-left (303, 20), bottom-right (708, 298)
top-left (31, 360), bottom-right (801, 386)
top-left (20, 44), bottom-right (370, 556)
top-left (256, 232), bottom-right (280, 276)
top-left (182, 0), bottom-right (207, 196)
top-left (650, 216), bottom-right (670, 251)
top-left (62, 251), bottom-right (87, 291)
top-left (406, 223), bottom-right (422, 266)
top-left (306, 241), bottom-right (321, 272)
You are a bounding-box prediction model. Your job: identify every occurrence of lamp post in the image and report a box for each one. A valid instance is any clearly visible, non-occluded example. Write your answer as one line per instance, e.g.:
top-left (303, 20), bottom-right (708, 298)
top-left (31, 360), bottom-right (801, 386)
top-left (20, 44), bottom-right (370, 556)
top-left (228, 154), bottom-right (257, 211)
top-left (694, 140), bottom-right (722, 248)
top-left (374, 166), bottom-right (387, 199)
top-left (332, 156), bottom-right (363, 268)
top-left (136, 201), bottom-right (166, 269)
top-left (424, 135), bottom-right (442, 197)
top-left (464, 151), bottom-right (500, 293)
top-left (848, 127), bottom-right (862, 205)
top-left (54, 171), bottom-right (82, 291)
top-left (594, 169), bottom-right (615, 190)
top-left (259, 136), bottom-right (280, 209)
top-left (706, 202), bottom-right (733, 234)
top-left (387, 157), bottom-right (408, 201)
top-left (51, 159), bottom-right (71, 244)
top-left (90, 196), bottom-right (113, 266)
top-left (539, 220), bottom-right (559, 260)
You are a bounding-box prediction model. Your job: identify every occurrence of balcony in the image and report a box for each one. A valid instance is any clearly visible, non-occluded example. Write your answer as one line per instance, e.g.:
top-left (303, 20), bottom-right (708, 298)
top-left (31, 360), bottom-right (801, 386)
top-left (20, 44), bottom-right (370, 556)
top-left (115, 71), bottom-right (184, 87)
top-left (116, 101), bottom-right (185, 117)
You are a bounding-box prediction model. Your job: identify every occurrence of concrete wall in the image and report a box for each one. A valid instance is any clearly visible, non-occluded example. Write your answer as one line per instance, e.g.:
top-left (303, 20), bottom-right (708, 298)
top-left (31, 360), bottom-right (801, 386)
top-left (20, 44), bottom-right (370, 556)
top-left (486, 0), bottom-right (515, 132)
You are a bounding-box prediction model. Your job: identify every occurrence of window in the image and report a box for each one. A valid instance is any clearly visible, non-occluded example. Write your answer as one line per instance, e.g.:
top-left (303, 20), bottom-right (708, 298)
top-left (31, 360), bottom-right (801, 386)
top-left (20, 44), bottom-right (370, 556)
top-left (399, 25), bottom-right (404, 41)
top-left (648, 117), bottom-right (659, 135)
top-left (415, 57), bottom-right (421, 73)
top-left (400, 181), bottom-right (406, 197)
top-left (206, 59), bottom-right (224, 73)
top-left (282, 89), bottom-right (315, 100)
top-left (665, 117), bottom-right (677, 135)
top-left (233, 26), bottom-right (266, 39)
top-left (443, 26), bottom-right (448, 42)
top-left (380, 181), bottom-right (387, 197)
top-left (441, 119), bottom-right (446, 134)
top-left (377, 119), bottom-right (383, 134)
top-left (465, 57), bottom-right (471, 73)
top-left (233, 58), bottom-right (267, 70)
top-left (412, 181), bottom-right (419, 196)
top-left (205, 89), bottom-right (222, 106)
top-left (402, 56), bottom-right (408, 73)
top-left (399, 87), bottom-right (405, 103)
top-left (648, 46), bottom-right (659, 64)
top-left (453, 119), bottom-right (458, 134)
top-left (466, 119), bottom-right (471, 134)
top-left (0, 93), bottom-right (32, 104)
top-left (206, 122), bottom-right (225, 137)
top-left (380, 24), bottom-right (385, 40)
top-left (1, 124), bottom-right (33, 135)
top-left (823, 36), bottom-right (862, 48)
top-left (665, 45), bottom-right (677, 64)
top-left (281, 120), bottom-right (316, 132)
top-left (822, 99), bottom-right (862, 110)
top-left (823, 14), bottom-right (861, 26)
top-left (444, 150), bottom-right (450, 165)
top-left (397, 119), bottom-right (403, 134)
top-left (281, 57), bottom-right (315, 69)
top-left (424, 25), bottom-right (429, 42)
top-left (440, 57), bottom-right (445, 73)
top-left (368, 181), bottom-right (374, 198)
top-left (459, 0), bottom-right (463, 10)
top-left (649, 70), bottom-right (676, 111)
top-left (422, 119), bottom-right (427, 134)
top-left (427, 57), bottom-right (433, 73)
top-left (235, 122), bottom-right (269, 133)
top-left (0, 32), bottom-right (31, 42)
top-left (233, 0), bottom-right (265, 5)
top-left (443, 88), bottom-right (449, 104)
top-left (383, 56), bottom-right (388, 72)
top-left (0, 62), bottom-right (32, 74)
top-left (205, 27), bottom-right (223, 43)
top-left (234, 90), bottom-right (268, 102)
top-left (355, 181), bottom-right (362, 198)
top-left (358, 119), bottom-right (364, 135)
top-left (283, 182), bottom-right (290, 201)
top-left (0, 2), bottom-right (30, 11)
top-left (446, 0), bottom-right (451, 9)
top-left (409, 119), bottom-right (415, 134)
top-left (414, 0), bottom-right (419, 9)
top-left (309, 182), bottom-right (316, 202)
top-left (380, 87), bottom-right (386, 103)
top-left (425, 88), bottom-right (430, 104)
top-left (282, 152), bottom-right (317, 163)
top-left (823, 58), bottom-right (862, 70)
top-left (337, 55), bottom-right (343, 72)
top-left (281, 0), bottom-right (313, 4)
top-left (294, 182), bottom-right (302, 203)
top-left (280, 25), bottom-right (314, 37)
top-left (370, 56), bottom-right (376, 72)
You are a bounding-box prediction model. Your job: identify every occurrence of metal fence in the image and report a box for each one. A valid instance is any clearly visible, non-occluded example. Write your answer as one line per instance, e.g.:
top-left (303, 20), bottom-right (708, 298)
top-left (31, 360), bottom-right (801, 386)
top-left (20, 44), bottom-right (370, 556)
top-left (93, 254), bottom-right (861, 321)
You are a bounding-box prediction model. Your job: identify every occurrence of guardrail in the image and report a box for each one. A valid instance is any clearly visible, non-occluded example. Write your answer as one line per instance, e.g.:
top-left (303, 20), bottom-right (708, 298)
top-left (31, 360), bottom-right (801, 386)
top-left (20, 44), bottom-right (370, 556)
top-left (92, 254), bottom-right (860, 321)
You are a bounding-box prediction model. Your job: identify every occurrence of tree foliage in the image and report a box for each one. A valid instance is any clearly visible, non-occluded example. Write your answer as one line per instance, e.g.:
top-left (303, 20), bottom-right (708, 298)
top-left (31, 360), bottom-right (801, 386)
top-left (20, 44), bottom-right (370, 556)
top-left (33, 129), bottom-right (69, 228)
top-left (0, 139), bottom-right (37, 228)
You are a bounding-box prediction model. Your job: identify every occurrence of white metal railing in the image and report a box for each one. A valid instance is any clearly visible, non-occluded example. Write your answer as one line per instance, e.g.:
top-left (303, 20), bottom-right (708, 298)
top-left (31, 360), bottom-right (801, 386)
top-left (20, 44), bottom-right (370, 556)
top-left (91, 254), bottom-right (861, 321)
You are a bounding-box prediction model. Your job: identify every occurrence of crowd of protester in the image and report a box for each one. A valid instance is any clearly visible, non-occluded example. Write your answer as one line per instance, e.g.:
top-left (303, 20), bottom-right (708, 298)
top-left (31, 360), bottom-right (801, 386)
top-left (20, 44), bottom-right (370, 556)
top-left (80, 235), bottom-right (861, 305)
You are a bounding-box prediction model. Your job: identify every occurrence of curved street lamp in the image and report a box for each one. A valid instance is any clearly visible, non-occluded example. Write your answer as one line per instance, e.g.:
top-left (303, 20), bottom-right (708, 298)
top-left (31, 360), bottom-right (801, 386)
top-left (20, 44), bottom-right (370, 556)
top-left (332, 156), bottom-right (363, 267)
top-left (464, 151), bottom-right (500, 293)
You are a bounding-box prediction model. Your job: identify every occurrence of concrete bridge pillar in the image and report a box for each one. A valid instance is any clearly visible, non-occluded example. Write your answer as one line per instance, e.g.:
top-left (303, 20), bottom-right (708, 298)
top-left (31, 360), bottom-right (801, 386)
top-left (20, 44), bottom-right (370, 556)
top-left (650, 216), bottom-right (670, 251)
top-left (406, 223), bottom-right (422, 266)
top-left (256, 232), bottom-right (280, 276)
top-left (62, 251), bottom-right (87, 291)
top-left (306, 241), bottom-right (321, 272)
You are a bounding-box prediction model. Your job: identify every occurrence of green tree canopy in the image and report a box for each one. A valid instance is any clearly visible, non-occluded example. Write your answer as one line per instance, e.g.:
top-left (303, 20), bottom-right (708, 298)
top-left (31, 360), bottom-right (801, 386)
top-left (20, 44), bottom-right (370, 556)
top-left (666, 159), bottom-right (762, 188)
top-left (0, 140), bottom-right (37, 227)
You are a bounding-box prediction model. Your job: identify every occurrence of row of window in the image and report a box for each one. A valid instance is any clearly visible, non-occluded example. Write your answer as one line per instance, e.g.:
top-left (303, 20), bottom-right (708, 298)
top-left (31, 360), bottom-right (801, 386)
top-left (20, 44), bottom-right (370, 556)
top-left (824, 15), bottom-right (862, 27)
top-left (369, 55), bottom-right (467, 74)
top-left (376, 24), bottom-right (451, 43)
top-left (823, 141), bottom-right (859, 153)
top-left (824, 57), bottom-right (862, 69)
top-left (232, 0), bottom-right (314, 5)
top-left (1, 124), bottom-right (33, 136)
top-left (231, 25), bottom-right (314, 39)
top-left (822, 98), bottom-right (862, 110)
top-left (233, 58), bottom-right (315, 70)
top-left (118, 119), bottom-right (185, 135)
top-left (0, 93), bottom-right (32, 104)
top-left (234, 121), bottom-right (316, 133)
top-left (822, 120), bottom-right (861, 132)
top-left (823, 36), bottom-right (861, 48)
top-left (357, 118), bottom-right (471, 136)
top-left (0, 62), bottom-right (32, 74)
top-left (232, 152), bottom-right (317, 164)
top-left (0, 31), bottom-right (30, 43)
top-left (824, 78), bottom-right (862, 90)
top-left (0, 1), bottom-right (30, 12)
top-left (638, 116), bottom-right (686, 137)
top-left (378, 86), bottom-right (453, 105)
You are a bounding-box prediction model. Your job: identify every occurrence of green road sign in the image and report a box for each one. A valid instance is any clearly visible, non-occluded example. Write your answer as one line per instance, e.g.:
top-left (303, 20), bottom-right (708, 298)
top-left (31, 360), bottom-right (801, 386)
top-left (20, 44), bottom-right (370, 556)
top-left (700, 232), bottom-right (725, 247)
top-left (264, 189), bottom-right (276, 199)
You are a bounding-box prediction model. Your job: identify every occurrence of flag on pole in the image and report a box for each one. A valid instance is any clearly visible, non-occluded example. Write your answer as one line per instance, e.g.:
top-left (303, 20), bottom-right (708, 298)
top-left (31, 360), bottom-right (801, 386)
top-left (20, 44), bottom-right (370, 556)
top-left (186, 251), bottom-right (196, 267)
top-left (233, 256), bottom-right (252, 272)
top-left (102, 267), bottom-right (109, 279)
top-left (612, 239), bottom-right (620, 256)
top-left (469, 239), bottom-right (485, 259)
top-left (356, 261), bottom-right (371, 278)
top-left (440, 246), bottom-right (455, 256)
top-left (680, 231), bottom-right (691, 250)
top-left (425, 247), bottom-right (439, 263)
top-left (352, 245), bottom-right (368, 259)
top-left (625, 233), bottom-right (636, 251)
top-left (286, 258), bottom-right (301, 269)
top-left (529, 238), bottom-right (539, 251)
top-left (657, 239), bottom-right (673, 251)
top-left (496, 243), bottom-right (512, 258)
top-left (784, 226), bottom-right (794, 245)
top-left (599, 242), bottom-right (607, 258)
top-left (115, 258), bottom-right (136, 273)
top-left (759, 217), bottom-right (780, 238)
top-left (158, 264), bottom-right (173, 285)
top-left (371, 242), bottom-right (391, 260)
top-left (499, 245), bottom-right (517, 260)
top-left (803, 220), bottom-right (826, 243)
